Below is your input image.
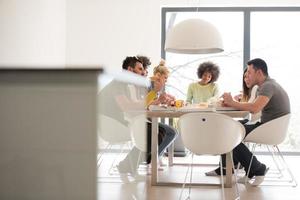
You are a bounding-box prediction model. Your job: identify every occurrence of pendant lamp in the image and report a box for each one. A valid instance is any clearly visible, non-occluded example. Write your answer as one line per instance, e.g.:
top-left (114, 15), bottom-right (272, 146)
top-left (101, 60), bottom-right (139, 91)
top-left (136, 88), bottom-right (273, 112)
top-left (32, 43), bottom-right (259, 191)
top-left (165, 19), bottom-right (224, 54)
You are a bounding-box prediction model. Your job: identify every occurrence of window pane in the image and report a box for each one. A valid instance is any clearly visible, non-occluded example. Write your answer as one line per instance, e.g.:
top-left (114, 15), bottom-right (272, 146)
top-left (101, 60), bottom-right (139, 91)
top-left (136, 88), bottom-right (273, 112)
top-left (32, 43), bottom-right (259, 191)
top-left (165, 12), bottom-right (244, 101)
top-left (251, 12), bottom-right (300, 151)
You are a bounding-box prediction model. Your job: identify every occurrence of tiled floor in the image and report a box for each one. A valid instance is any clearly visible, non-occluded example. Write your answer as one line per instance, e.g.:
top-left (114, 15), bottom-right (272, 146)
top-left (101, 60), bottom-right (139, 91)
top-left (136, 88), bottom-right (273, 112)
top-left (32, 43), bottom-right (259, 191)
top-left (98, 153), bottom-right (300, 200)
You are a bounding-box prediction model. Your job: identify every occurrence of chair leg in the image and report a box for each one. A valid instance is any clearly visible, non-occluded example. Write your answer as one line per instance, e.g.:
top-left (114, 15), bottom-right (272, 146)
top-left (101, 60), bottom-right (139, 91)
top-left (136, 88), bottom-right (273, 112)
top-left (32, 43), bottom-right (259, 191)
top-left (187, 154), bottom-right (194, 199)
top-left (266, 145), bottom-right (283, 178)
top-left (246, 144), bottom-right (257, 184)
top-left (97, 143), bottom-right (111, 167)
top-left (275, 146), bottom-right (298, 187)
top-left (220, 155), bottom-right (226, 200)
top-left (134, 151), bottom-right (142, 176)
top-left (272, 145), bottom-right (286, 172)
top-left (98, 143), bottom-right (131, 182)
top-left (179, 153), bottom-right (193, 200)
top-left (108, 143), bottom-right (126, 175)
top-left (231, 153), bottom-right (240, 200)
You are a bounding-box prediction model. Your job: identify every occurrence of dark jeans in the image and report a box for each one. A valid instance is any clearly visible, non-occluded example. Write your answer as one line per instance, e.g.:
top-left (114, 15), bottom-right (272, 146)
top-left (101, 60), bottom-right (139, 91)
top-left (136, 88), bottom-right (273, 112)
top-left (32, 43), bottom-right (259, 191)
top-left (120, 122), bottom-right (178, 172)
top-left (146, 122), bottom-right (178, 163)
top-left (220, 121), bottom-right (265, 178)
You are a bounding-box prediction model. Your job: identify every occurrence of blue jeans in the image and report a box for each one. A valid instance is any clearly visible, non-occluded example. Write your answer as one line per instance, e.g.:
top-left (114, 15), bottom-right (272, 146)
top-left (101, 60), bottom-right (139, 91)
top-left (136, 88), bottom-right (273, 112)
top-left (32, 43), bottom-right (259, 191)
top-left (119, 122), bottom-right (178, 172)
top-left (146, 122), bottom-right (178, 163)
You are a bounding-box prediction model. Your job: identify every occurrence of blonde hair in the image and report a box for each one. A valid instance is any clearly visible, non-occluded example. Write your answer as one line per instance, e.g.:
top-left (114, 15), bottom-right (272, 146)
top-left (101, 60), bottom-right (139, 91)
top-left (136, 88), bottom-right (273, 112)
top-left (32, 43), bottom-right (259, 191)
top-left (153, 59), bottom-right (169, 75)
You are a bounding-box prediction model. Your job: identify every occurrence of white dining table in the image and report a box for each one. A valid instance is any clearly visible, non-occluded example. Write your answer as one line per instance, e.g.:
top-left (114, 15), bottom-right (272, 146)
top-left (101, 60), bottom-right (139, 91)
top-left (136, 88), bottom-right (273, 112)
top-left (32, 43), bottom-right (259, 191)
top-left (147, 106), bottom-right (249, 188)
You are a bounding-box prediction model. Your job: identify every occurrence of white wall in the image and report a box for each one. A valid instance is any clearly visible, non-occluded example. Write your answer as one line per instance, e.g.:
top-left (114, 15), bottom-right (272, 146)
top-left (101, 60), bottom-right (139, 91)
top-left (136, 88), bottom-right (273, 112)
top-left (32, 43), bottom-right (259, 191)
top-left (65, 0), bottom-right (161, 69)
top-left (0, 0), bottom-right (66, 67)
top-left (2, 0), bottom-right (300, 69)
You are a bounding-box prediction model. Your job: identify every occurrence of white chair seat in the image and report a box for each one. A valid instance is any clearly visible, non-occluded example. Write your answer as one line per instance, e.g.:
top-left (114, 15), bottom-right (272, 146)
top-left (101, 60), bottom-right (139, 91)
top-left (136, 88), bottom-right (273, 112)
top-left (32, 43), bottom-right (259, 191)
top-left (178, 112), bottom-right (245, 200)
top-left (244, 114), bottom-right (297, 186)
top-left (97, 115), bottom-right (132, 179)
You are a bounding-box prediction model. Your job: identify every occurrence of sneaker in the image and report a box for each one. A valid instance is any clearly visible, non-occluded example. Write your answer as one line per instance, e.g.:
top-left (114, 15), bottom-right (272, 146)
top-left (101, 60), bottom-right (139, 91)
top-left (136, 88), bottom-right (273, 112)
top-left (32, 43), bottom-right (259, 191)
top-left (116, 164), bottom-right (128, 174)
top-left (119, 173), bottom-right (130, 183)
top-left (117, 161), bottom-right (137, 176)
top-left (205, 167), bottom-right (234, 176)
top-left (251, 167), bottom-right (269, 186)
top-left (237, 176), bottom-right (250, 184)
top-left (205, 169), bottom-right (219, 176)
top-left (159, 157), bottom-right (167, 167)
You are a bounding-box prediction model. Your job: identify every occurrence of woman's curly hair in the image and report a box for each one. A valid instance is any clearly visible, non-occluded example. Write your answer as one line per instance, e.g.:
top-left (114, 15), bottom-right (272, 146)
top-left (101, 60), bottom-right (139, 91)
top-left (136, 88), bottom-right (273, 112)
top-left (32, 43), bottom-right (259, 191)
top-left (197, 61), bottom-right (220, 83)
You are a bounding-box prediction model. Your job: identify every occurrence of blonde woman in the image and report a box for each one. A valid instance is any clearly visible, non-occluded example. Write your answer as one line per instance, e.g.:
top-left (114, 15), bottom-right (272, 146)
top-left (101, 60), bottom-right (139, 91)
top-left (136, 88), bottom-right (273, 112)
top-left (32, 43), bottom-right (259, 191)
top-left (146, 60), bottom-right (175, 107)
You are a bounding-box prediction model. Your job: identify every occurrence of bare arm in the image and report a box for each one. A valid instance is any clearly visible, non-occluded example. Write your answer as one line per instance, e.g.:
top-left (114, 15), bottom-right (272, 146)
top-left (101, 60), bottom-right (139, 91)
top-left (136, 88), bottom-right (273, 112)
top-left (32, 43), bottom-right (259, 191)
top-left (186, 84), bottom-right (193, 103)
top-left (223, 92), bottom-right (270, 113)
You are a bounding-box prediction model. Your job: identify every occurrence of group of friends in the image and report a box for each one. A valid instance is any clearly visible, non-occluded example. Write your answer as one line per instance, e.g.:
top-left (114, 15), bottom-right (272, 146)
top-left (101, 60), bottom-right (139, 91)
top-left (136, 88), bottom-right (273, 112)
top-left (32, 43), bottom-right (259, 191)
top-left (100, 56), bottom-right (290, 186)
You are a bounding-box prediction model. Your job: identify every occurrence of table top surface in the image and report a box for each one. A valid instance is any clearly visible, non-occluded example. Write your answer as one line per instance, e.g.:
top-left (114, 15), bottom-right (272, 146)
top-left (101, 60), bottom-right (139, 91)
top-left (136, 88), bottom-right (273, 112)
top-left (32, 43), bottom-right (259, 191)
top-left (147, 106), bottom-right (249, 118)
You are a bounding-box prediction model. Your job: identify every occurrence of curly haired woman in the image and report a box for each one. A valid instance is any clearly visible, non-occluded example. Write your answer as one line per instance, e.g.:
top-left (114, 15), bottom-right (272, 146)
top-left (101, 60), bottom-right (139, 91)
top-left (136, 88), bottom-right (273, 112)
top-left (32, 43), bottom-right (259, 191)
top-left (186, 61), bottom-right (220, 104)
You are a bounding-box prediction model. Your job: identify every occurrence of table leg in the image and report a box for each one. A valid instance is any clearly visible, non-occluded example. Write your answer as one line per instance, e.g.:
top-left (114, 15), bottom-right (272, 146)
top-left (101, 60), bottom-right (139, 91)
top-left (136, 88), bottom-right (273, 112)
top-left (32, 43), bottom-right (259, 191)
top-left (167, 118), bottom-right (174, 166)
top-left (151, 117), bottom-right (158, 186)
top-left (225, 152), bottom-right (233, 188)
top-left (168, 143), bottom-right (174, 166)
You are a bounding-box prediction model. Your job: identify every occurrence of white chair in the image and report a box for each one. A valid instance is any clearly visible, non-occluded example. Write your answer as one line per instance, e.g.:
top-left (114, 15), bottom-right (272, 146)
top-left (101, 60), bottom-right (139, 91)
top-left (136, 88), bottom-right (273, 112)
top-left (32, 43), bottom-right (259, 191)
top-left (99, 114), bottom-right (131, 143)
top-left (129, 114), bottom-right (148, 153)
top-left (128, 114), bottom-right (149, 177)
top-left (178, 113), bottom-right (245, 200)
top-left (244, 113), bottom-right (297, 186)
top-left (98, 114), bottom-right (131, 175)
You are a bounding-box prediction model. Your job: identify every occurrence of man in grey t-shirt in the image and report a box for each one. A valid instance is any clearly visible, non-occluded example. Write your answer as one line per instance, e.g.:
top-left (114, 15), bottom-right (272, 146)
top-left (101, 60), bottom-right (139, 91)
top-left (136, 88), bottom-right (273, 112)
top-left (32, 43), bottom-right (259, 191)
top-left (207, 58), bottom-right (290, 186)
top-left (258, 77), bottom-right (290, 123)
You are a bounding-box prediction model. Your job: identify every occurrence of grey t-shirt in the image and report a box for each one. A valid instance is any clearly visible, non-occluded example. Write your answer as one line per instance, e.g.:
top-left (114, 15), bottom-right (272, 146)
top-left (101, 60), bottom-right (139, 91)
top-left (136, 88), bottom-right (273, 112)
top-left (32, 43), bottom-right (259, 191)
top-left (258, 77), bottom-right (290, 123)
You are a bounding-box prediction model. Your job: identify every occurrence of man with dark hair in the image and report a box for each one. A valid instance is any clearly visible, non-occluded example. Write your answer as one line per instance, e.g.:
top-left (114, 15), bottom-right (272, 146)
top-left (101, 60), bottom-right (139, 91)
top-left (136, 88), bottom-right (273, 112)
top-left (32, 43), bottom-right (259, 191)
top-left (206, 58), bottom-right (290, 186)
top-left (98, 56), bottom-right (145, 128)
top-left (247, 58), bottom-right (268, 76)
top-left (116, 56), bottom-right (177, 177)
top-left (122, 56), bottom-right (144, 75)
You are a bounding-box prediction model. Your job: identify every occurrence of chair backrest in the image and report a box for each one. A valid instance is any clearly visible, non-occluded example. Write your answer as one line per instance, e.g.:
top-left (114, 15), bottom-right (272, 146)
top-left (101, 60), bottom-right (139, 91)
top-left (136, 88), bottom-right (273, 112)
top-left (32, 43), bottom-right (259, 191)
top-left (128, 84), bottom-right (138, 101)
top-left (129, 114), bottom-right (148, 152)
top-left (98, 114), bottom-right (131, 143)
top-left (244, 114), bottom-right (291, 145)
top-left (178, 113), bottom-right (245, 155)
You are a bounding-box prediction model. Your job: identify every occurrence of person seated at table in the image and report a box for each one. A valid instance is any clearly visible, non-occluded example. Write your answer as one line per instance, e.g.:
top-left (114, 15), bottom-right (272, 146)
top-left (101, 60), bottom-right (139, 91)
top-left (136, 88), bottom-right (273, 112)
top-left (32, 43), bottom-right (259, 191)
top-left (186, 61), bottom-right (220, 104)
top-left (117, 58), bottom-right (178, 176)
top-left (206, 69), bottom-right (261, 176)
top-left (146, 60), bottom-right (175, 107)
top-left (145, 60), bottom-right (179, 162)
top-left (206, 58), bottom-right (289, 186)
top-left (234, 69), bottom-right (261, 124)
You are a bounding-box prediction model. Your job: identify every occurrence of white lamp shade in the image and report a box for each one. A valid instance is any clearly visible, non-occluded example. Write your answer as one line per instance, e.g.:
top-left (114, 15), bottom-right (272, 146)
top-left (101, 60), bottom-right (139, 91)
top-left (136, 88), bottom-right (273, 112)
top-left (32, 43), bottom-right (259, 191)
top-left (165, 19), bottom-right (224, 54)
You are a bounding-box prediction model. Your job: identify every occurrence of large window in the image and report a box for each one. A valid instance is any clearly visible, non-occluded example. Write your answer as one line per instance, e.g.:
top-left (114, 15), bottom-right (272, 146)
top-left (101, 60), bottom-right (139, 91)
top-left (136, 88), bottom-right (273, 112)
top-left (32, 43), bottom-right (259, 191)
top-left (251, 12), bottom-right (300, 151)
top-left (165, 12), bottom-right (244, 100)
top-left (162, 7), bottom-right (300, 152)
